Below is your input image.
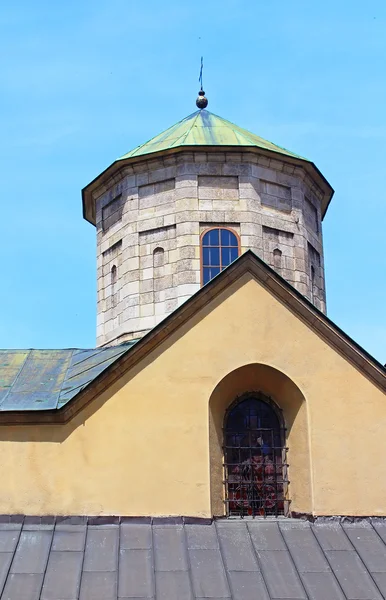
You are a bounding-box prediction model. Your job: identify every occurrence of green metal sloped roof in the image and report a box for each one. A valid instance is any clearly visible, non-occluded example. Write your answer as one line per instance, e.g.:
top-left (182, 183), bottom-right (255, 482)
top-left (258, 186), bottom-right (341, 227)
top-left (118, 109), bottom-right (307, 162)
top-left (0, 342), bottom-right (138, 411)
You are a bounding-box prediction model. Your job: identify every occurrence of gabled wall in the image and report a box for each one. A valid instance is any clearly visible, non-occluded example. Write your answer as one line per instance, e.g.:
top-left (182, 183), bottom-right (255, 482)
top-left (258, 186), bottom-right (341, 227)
top-left (0, 273), bottom-right (384, 517)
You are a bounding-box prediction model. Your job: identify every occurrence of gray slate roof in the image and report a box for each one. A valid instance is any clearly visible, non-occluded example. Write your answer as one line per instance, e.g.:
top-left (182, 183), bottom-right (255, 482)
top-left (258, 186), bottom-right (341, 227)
top-left (0, 343), bottom-right (137, 411)
top-left (0, 517), bottom-right (386, 599)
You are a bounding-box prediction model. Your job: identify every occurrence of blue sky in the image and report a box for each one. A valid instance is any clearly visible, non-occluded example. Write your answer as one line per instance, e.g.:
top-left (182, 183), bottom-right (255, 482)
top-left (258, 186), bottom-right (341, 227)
top-left (1, 0), bottom-right (385, 363)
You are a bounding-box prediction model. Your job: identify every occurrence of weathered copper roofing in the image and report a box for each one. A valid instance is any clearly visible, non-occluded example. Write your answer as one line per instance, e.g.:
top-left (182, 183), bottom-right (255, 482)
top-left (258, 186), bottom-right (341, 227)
top-left (119, 109), bottom-right (306, 161)
top-left (0, 343), bottom-right (138, 411)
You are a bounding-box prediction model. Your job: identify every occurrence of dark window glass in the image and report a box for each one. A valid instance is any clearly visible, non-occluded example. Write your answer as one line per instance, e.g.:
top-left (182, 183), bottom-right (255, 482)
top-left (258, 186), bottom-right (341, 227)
top-left (224, 395), bottom-right (288, 518)
top-left (203, 246), bottom-right (220, 267)
top-left (203, 228), bottom-right (219, 246)
top-left (201, 228), bottom-right (239, 285)
top-left (203, 266), bottom-right (221, 284)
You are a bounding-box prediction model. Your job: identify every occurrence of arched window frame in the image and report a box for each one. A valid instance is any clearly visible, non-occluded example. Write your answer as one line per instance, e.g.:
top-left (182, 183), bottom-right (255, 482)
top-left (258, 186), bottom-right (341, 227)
top-left (222, 391), bottom-right (289, 518)
top-left (200, 226), bottom-right (241, 286)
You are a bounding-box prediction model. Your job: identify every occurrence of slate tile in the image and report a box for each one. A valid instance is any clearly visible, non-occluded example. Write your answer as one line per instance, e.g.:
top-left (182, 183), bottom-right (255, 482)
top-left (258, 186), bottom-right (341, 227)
top-left (51, 528), bottom-right (86, 552)
top-left (280, 523), bottom-right (330, 573)
top-left (372, 573), bottom-right (386, 596)
top-left (41, 551), bottom-right (83, 600)
top-left (0, 530), bottom-right (19, 553)
top-left (0, 553), bottom-right (13, 590)
top-left (1, 573), bottom-right (43, 600)
top-left (372, 521), bottom-right (386, 545)
top-left (83, 527), bottom-right (118, 572)
top-left (343, 523), bottom-right (386, 572)
top-left (0, 524), bottom-right (22, 532)
top-left (185, 523), bottom-right (219, 549)
top-left (228, 570), bottom-right (269, 600)
top-left (247, 520), bottom-right (286, 550)
top-left (79, 571), bottom-right (117, 600)
top-left (10, 530), bottom-right (52, 574)
top-left (257, 550), bottom-right (307, 599)
top-left (311, 522), bottom-right (352, 551)
top-left (301, 572), bottom-right (345, 600)
top-left (153, 526), bottom-right (188, 571)
top-left (189, 549), bottom-right (231, 598)
top-left (119, 549), bottom-right (153, 598)
top-left (325, 550), bottom-right (382, 599)
top-left (216, 522), bottom-right (258, 571)
top-left (120, 524), bottom-right (152, 549)
top-left (155, 570), bottom-right (193, 600)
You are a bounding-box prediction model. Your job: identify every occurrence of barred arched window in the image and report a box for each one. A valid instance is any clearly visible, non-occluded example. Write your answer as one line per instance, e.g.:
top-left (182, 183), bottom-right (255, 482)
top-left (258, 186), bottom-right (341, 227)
top-left (223, 393), bottom-right (288, 517)
top-left (201, 228), bottom-right (240, 285)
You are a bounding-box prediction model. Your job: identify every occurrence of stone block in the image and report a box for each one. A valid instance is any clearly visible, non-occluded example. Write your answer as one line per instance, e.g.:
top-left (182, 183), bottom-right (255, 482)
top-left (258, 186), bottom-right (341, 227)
top-left (175, 210), bottom-right (200, 223)
top-left (140, 304), bottom-right (155, 317)
top-left (121, 281), bottom-right (140, 297)
top-left (154, 301), bottom-right (166, 316)
top-left (176, 246), bottom-right (198, 260)
top-left (176, 258), bottom-right (199, 273)
top-left (176, 162), bottom-right (198, 176)
top-left (207, 152), bottom-right (226, 162)
top-left (123, 305), bottom-right (140, 320)
top-left (123, 294), bottom-right (140, 308)
top-left (240, 223), bottom-right (259, 236)
top-left (141, 267), bottom-right (154, 281)
top-left (176, 175), bottom-right (198, 188)
top-left (164, 287), bottom-right (177, 300)
top-left (173, 271), bottom-right (199, 285)
top-left (196, 163), bottom-right (222, 176)
top-left (140, 279), bottom-right (154, 293)
top-left (177, 234), bottom-right (200, 247)
top-left (176, 221), bottom-right (200, 235)
top-left (165, 298), bottom-right (178, 312)
top-left (225, 152), bottom-right (242, 162)
top-left (148, 167), bottom-right (176, 184)
top-left (164, 213), bottom-right (176, 226)
top-left (194, 152), bottom-right (208, 163)
top-left (175, 197), bottom-right (199, 211)
top-left (177, 284), bottom-right (200, 297)
top-left (212, 200), bottom-right (240, 211)
top-left (137, 216), bottom-right (165, 232)
top-left (269, 158), bottom-right (284, 171)
top-left (154, 275), bottom-right (173, 291)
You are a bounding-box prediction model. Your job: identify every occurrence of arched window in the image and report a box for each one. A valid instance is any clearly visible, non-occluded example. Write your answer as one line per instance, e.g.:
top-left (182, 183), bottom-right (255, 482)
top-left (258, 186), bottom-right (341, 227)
top-left (201, 228), bottom-right (240, 285)
top-left (273, 248), bottom-right (282, 272)
top-left (153, 247), bottom-right (165, 268)
top-left (223, 393), bottom-right (288, 517)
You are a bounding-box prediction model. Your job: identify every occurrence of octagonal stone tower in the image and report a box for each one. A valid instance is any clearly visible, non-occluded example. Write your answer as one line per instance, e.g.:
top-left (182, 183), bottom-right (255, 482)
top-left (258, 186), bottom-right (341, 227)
top-left (83, 108), bottom-right (333, 347)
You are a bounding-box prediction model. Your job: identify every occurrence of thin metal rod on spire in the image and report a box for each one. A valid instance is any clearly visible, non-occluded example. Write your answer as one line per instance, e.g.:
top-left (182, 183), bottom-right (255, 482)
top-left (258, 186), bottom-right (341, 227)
top-left (199, 56), bottom-right (204, 91)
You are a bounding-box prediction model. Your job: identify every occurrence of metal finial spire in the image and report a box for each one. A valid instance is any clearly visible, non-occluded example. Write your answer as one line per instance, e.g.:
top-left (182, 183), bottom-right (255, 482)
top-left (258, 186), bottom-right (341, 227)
top-left (196, 56), bottom-right (208, 109)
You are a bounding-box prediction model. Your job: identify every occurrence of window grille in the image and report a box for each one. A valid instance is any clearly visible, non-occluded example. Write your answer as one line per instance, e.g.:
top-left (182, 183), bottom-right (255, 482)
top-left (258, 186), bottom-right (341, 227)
top-left (223, 393), bottom-right (289, 518)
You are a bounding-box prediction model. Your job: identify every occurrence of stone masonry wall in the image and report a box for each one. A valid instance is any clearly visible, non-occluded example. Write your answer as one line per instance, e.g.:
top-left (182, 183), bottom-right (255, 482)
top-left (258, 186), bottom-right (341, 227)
top-left (94, 151), bottom-right (326, 346)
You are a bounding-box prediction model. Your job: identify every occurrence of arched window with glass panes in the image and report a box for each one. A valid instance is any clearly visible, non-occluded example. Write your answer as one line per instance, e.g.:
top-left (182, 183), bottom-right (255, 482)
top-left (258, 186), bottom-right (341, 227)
top-left (201, 227), bottom-right (240, 285)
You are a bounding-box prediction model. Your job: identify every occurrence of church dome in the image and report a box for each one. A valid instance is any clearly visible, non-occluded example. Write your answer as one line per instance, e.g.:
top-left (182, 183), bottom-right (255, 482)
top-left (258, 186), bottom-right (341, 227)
top-left (118, 109), bottom-right (306, 162)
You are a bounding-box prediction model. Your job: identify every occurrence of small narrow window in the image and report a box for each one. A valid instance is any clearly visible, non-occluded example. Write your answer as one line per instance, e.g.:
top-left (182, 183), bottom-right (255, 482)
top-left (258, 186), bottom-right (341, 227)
top-left (273, 248), bottom-right (282, 272)
top-left (111, 265), bottom-right (117, 308)
top-left (310, 265), bottom-right (315, 302)
top-left (153, 247), bottom-right (165, 267)
top-left (201, 228), bottom-right (240, 285)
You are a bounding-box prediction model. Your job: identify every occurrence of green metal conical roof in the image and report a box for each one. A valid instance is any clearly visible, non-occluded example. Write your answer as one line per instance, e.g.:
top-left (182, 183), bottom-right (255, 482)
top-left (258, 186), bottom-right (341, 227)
top-left (118, 109), bottom-right (307, 162)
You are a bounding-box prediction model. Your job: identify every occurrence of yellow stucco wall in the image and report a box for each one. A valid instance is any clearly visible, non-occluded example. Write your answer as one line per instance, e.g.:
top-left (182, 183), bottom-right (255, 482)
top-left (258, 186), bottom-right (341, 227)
top-left (0, 272), bottom-right (384, 517)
